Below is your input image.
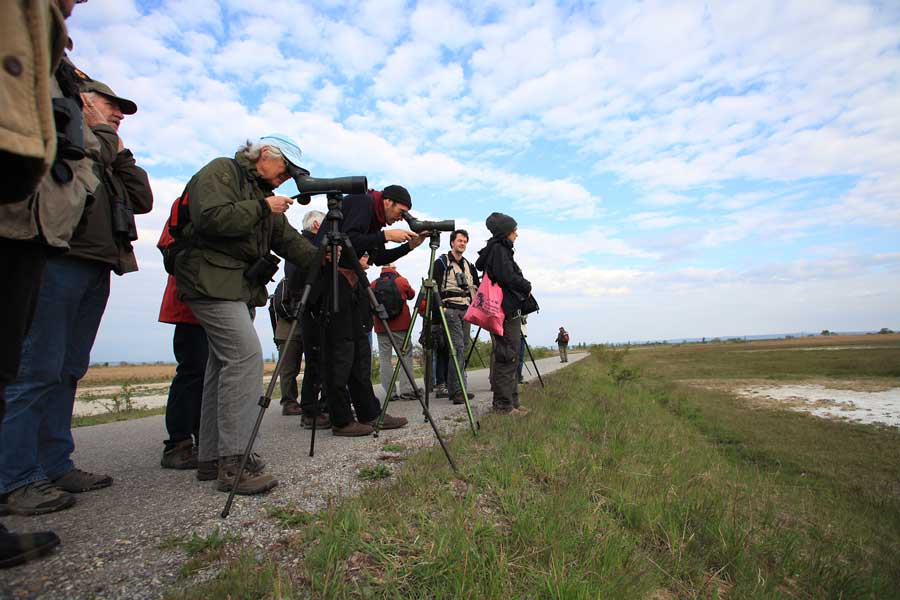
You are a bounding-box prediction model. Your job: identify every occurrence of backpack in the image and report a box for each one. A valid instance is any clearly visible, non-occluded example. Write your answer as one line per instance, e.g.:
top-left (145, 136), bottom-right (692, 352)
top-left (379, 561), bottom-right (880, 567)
top-left (158, 159), bottom-right (243, 275)
top-left (562, 332), bottom-right (570, 343)
top-left (271, 279), bottom-right (295, 321)
top-left (373, 271), bottom-right (404, 320)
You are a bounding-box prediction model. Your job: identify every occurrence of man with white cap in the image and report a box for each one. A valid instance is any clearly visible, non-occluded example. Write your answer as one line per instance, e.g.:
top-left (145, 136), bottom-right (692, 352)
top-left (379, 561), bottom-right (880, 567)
top-left (172, 134), bottom-right (318, 495)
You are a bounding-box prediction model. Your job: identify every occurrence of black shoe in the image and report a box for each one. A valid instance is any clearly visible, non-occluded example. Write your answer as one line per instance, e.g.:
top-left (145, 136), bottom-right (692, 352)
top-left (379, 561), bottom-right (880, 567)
top-left (0, 524), bottom-right (60, 569)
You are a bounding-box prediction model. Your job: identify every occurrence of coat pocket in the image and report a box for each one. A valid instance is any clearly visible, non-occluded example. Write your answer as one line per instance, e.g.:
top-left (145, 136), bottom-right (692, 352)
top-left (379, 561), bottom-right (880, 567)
top-left (196, 248), bottom-right (248, 300)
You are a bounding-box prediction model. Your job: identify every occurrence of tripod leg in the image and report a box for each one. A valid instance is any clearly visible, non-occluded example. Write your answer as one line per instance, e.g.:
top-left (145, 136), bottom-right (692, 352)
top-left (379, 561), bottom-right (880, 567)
top-left (436, 291), bottom-right (478, 435)
top-left (464, 326), bottom-right (481, 368)
top-left (221, 241), bottom-right (329, 519)
top-left (524, 337), bottom-right (545, 388)
top-left (474, 345), bottom-right (486, 369)
top-left (373, 310), bottom-right (420, 437)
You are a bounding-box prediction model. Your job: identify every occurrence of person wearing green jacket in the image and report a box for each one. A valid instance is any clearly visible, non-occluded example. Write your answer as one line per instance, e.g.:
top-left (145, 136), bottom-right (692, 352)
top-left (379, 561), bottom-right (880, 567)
top-left (173, 134), bottom-right (317, 496)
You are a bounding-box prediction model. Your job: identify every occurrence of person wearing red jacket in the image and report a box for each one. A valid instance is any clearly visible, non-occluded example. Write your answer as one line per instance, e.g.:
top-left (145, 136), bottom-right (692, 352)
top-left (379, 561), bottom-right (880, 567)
top-left (370, 264), bottom-right (416, 401)
top-left (157, 210), bottom-right (208, 472)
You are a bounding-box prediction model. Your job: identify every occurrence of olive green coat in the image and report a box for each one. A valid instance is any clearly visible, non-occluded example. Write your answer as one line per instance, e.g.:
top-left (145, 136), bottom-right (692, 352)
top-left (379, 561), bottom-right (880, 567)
top-left (174, 153), bottom-right (317, 307)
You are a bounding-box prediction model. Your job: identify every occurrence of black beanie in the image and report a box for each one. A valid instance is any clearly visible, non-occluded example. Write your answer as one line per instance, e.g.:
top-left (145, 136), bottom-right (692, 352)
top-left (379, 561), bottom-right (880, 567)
top-left (486, 212), bottom-right (517, 237)
top-left (382, 184), bottom-right (412, 208)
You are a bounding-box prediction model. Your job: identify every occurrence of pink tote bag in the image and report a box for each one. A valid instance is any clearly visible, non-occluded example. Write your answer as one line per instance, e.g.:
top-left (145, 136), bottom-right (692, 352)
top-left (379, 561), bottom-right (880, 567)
top-left (464, 272), bottom-right (505, 335)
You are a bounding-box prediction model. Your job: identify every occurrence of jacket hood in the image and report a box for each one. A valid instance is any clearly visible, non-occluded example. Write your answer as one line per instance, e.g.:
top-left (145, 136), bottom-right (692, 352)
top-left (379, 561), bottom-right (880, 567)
top-left (475, 237), bottom-right (513, 271)
top-left (234, 151), bottom-right (276, 193)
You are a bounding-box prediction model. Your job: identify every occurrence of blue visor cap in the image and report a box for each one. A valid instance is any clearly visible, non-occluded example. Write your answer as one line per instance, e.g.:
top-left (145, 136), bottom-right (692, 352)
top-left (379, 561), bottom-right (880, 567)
top-left (260, 134), bottom-right (309, 177)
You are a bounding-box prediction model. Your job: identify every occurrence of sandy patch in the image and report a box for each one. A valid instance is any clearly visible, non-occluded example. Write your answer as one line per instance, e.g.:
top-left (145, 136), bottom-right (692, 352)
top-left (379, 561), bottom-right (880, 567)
top-left (679, 379), bottom-right (900, 428)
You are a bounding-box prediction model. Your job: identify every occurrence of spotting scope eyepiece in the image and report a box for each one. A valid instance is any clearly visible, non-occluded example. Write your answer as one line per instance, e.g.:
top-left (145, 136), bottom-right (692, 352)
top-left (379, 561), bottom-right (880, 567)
top-left (291, 175), bottom-right (368, 204)
top-left (401, 210), bottom-right (455, 233)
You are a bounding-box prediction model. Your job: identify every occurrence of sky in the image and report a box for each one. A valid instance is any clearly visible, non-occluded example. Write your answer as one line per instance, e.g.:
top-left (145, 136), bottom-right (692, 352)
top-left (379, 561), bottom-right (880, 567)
top-left (65, 0), bottom-right (900, 363)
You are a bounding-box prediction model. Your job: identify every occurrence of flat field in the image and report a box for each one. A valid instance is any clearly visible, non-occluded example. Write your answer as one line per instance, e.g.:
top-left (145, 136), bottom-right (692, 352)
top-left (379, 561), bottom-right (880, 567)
top-left (167, 334), bottom-right (900, 599)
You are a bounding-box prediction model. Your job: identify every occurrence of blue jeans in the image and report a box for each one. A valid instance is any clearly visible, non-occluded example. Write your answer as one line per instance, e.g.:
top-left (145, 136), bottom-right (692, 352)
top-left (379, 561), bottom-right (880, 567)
top-left (0, 257), bottom-right (110, 494)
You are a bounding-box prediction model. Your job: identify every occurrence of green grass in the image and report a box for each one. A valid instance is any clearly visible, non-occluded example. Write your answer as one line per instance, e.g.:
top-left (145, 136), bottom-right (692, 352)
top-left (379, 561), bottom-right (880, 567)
top-left (382, 443), bottom-right (406, 453)
top-left (266, 504), bottom-right (314, 528)
top-left (168, 340), bottom-right (900, 598)
top-left (160, 527), bottom-right (241, 578)
top-left (358, 464), bottom-right (392, 481)
top-left (72, 406), bottom-right (165, 428)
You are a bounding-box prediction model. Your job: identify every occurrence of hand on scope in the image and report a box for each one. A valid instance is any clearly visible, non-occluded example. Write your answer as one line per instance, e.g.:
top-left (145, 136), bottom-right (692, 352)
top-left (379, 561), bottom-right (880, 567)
top-left (407, 232), bottom-right (427, 249)
top-left (266, 195), bottom-right (294, 214)
top-left (384, 229), bottom-right (417, 244)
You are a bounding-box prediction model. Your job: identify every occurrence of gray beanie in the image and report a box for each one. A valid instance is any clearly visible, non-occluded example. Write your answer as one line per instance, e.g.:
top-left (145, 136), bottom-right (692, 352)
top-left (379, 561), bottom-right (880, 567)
top-left (486, 212), bottom-right (517, 237)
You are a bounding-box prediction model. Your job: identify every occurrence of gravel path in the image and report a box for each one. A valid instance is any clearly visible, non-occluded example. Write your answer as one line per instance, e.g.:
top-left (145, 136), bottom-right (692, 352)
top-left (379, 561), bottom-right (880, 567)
top-left (2, 354), bottom-right (585, 599)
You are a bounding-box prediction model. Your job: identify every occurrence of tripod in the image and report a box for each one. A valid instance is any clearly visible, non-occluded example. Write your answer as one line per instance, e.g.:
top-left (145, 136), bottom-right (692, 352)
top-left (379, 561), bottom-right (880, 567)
top-left (221, 193), bottom-right (456, 519)
top-left (375, 231), bottom-right (479, 437)
top-left (466, 324), bottom-right (545, 389)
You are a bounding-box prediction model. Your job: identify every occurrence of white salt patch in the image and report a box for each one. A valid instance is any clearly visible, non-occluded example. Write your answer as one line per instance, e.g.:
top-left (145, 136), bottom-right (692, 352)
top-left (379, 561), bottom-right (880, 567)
top-left (737, 384), bottom-right (900, 427)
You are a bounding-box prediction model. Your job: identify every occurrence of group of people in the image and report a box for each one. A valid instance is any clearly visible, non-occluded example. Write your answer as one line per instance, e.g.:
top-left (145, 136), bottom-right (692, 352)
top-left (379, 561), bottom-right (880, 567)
top-left (1, 0), bottom-right (152, 568)
top-left (0, 0), bottom-right (552, 571)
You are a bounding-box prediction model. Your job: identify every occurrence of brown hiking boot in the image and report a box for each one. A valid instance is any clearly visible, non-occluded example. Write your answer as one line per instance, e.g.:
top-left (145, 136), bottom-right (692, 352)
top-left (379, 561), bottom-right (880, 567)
top-left (196, 460), bottom-right (218, 481)
top-left (365, 413), bottom-right (408, 430)
top-left (51, 468), bottom-right (112, 493)
top-left (216, 455), bottom-right (278, 495)
top-left (161, 440), bottom-right (197, 470)
top-left (0, 524), bottom-right (61, 568)
top-left (301, 414), bottom-right (331, 429)
top-left (0, 481), bottom-right (74, 516)
top-left (511, 406), bottom-right (530, 416)
top-left (332, 421), bottom-right (374, 437)
top-left (281, 400), bottom-right (302, 416)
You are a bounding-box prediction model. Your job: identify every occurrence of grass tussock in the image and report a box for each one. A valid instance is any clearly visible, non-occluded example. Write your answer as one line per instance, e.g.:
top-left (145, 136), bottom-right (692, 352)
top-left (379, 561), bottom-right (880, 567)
top-left (174, 339), bottom-right (900, 599)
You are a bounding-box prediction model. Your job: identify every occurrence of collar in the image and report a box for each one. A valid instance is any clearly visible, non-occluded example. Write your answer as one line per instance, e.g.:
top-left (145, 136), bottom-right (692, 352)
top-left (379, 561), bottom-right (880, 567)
top-left (371, 189), bottom-right (386, 227)
top-left (234, 152), bottom-right (274, 193)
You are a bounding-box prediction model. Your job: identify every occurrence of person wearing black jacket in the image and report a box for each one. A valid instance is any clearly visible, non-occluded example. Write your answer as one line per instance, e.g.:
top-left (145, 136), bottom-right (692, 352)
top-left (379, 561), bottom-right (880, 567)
top-left (305, 185), bottom-right (425, 436)
top-left (475, 213), bottom-right (532, 415)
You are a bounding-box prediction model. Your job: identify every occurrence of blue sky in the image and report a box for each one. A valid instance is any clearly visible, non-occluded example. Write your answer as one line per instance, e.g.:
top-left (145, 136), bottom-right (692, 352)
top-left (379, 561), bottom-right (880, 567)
top-left (67, 0), bottom-right (900, 362)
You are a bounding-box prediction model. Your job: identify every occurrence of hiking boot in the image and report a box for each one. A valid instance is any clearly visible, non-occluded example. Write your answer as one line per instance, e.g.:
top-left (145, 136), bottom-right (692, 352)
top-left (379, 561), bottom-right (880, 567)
top-left (50, 468), bottom-right (112, 493)
top-left (399, 391), bottom-right (421, 401)
top-left (216, 456), bottom-right (278, 495)
top-left (435, 384), bottom-right (449, 398)
top-left (281, 400), bottom-right (302, 416)
top-left (0, 481), bottom-right (74, 516)
top-left (161, 440), bottom-right (197, 470)
top-left (451, 391), bottom-right (475, 405)
top-left (301, 414), bottom-right (331, 429)
top-left (0, 524), bottom-right (60, 569)
top-left (197, 460), bottom-right (218, 481)
top-left (491, 406), bottom-right (513, 415)
top-left (365, 413), bottom-right (408, 430)
top-left (332, 421), bottom-right (374, 437)
top-left (511, 406), bottom-right (530, 416)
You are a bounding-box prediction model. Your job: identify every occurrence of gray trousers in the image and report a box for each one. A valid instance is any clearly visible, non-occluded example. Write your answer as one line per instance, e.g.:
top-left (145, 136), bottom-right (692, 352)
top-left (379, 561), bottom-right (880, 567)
top-left (377, 330), bottom-right (412, 396)
top-left (490, 315), bottom-right (522, 411)
top-left (559, 343), bottom-right (568, 362)
top-left (185, 299), bottom-right (263, 462)
top-left (444, 306), bottom-right (470, 396)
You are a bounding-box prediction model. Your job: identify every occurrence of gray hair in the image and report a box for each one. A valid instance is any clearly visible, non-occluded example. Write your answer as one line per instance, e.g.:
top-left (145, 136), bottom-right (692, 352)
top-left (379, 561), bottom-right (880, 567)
top-left (238, 140), bottom-right (283, 162)
top-left (302, 210), bottom-right (325, 232)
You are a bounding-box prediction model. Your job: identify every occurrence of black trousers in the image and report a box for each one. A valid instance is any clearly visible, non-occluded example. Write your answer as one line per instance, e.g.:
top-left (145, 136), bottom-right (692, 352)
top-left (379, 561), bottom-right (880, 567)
top-left (490, 316), bottom-right (522, 411)
top-left (317, 276), bottom-right (381, 428)
top-left (300, 311), bottom-right (327, 416)
top-left (0, 240), bottom-right (47, 423)
top-left (164, 323), bottom-right (208, 449)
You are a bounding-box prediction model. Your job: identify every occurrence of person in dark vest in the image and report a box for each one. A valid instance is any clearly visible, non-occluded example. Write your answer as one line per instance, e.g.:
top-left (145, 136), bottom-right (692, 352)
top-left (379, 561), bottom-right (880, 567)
top-left (371, 264), bottom-right (416, 401)
top-left (475, 213), bottom-right (533, 416)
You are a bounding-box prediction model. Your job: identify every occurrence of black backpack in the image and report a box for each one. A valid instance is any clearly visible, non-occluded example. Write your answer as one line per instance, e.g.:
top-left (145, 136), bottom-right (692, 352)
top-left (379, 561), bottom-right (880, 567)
top-left (373, 272), bottom-right (404, 320)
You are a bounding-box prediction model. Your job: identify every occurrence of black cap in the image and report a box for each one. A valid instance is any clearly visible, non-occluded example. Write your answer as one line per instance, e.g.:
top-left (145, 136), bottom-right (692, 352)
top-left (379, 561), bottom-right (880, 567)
top-left (486, 212), bottom-right (517, 237)
top-left (382, 184), bottom-right (411, 208)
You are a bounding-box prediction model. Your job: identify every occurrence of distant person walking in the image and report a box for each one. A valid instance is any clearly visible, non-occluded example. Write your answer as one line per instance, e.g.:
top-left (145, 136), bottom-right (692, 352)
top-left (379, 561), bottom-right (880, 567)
top-left (556, 327), bottom-right (569, 363)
